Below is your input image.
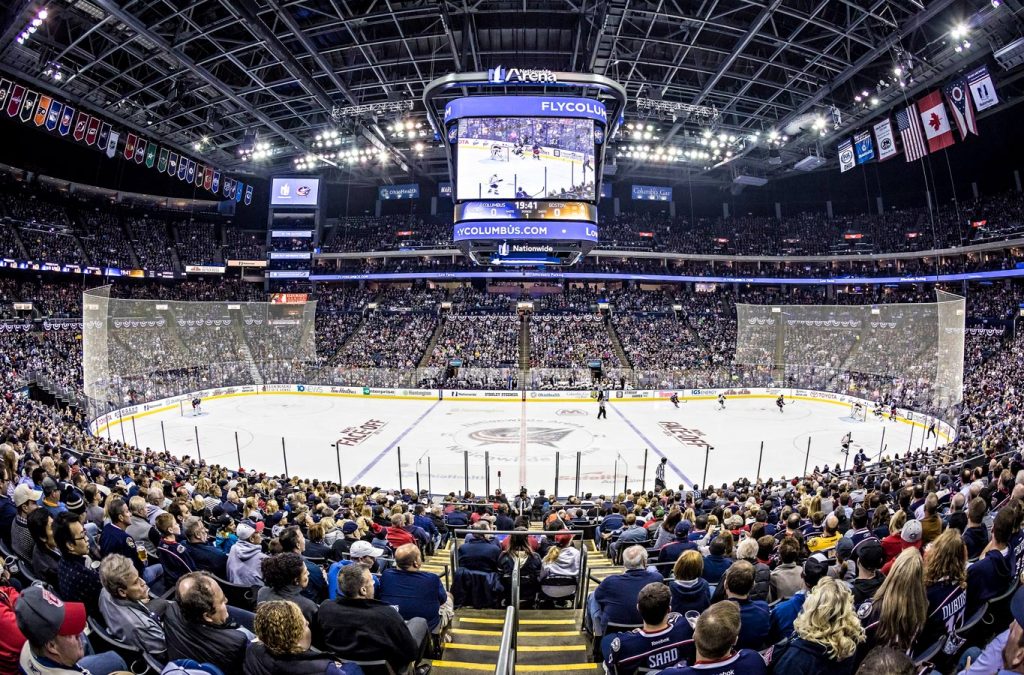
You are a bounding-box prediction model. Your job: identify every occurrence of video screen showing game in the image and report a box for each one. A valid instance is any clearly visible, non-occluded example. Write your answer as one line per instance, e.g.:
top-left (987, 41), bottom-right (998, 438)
top-left (456, 117), bottom-right (595, 201)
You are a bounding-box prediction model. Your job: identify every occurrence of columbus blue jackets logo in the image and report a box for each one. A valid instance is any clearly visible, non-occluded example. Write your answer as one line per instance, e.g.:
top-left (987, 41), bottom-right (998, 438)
top-left (296, 185), bottom-right (312, 197)
top-left (467, 426), bottom-right (575, 447)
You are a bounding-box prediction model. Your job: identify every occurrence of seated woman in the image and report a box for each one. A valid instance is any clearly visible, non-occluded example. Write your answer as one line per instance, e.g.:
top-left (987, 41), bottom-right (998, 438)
top-left (669, 550), bottom-right (711, 616)
top-left (539, 533), bottom-right (581, 606)
top-left (257, 552), bottom-right (319, 625)
top-left (245, 600), bottom-right (354, 674)
top-left (498, 529), bottom-right (542, 606)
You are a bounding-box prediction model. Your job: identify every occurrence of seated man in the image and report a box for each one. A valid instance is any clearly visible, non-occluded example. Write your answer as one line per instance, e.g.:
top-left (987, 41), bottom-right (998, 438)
top-left (658, 520), bottom-right (697, 567)
top-left (14, 584), bottom-right (127, 675)
top-left (54, 511), bottom-right (102, 616)
top-left (721, 560), bottom-right (771, 651)
top-left (657, 601), bottom-right (768, 675)
top-left (379, 543), bottom-right (451, 633)
top-left (609, 514), bottom-right (649, 560)
top-left (588, 545), bottom-right (663, 636)
top-left (183, 516), bottom-right (229, 578)
top-left (603, 583), bottom-right (694, 675)
top-left (967, 505), bottom-right (1016, 613)
top-left (457, 522), bottom-right (501, 572)
top-left (318, 563), bottom-right (430, 675)
top-left (155, 512), bottom-right (197, 587)
top-left (327, 540), bottom-right (383, 600)
top-left (28, 509), bottom-right (60, 588)
top-left (163, 571), bottom-right (251, 675)
top-left (98, 553), bottom-right (167, 653)
top-left (807, 514), bottom-right (841, 554)
top-left (701, 537), bottom-right (733, 585)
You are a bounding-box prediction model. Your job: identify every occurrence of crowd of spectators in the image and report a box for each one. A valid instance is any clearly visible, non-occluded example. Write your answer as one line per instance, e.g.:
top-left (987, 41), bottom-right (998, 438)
top-left (428, 315), bottom-right (520, 368)
top-left (174, 220), bottom-right (223, 266)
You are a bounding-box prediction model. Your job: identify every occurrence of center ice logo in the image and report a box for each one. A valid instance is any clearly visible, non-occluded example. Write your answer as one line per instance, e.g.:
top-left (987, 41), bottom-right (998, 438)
top-left (446, 418), bottom-right (595, 453)
top-left (468, 426), bottom-right (573, 447)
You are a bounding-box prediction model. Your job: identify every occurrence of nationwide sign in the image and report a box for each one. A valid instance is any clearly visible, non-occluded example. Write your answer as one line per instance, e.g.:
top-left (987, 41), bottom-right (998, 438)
top-left (445, 96), bottom-right (607, 124)
top-left (487, 65), bottom-right (557, 84)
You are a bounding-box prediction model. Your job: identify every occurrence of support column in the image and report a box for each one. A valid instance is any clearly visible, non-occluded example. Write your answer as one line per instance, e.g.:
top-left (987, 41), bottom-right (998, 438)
top-left (613, 197), bottom-right (620, 216)
top-left (430, 196), bottom-right (438, 215)
top-left (774, 202), bottom-right (782, 219)
top-left (723, 202), bottom-right (730, 218)
top-left (375, 199), bottom-right (382, 217)
top-left (826, 200), bottom-right (833, 219)
top-left (876, 196), bottom-right (884, 215)
top-left (670, 201), bottom-right (676, 217)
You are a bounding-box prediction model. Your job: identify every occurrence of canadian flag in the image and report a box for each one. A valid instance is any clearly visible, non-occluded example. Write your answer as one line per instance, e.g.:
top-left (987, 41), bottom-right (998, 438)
top-left (917, 91), bottom-right (955, 154)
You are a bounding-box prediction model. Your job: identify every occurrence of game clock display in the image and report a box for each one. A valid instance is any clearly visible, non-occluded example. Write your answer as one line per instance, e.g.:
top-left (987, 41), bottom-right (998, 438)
top-left (455, 200), bottom-right (597, 222)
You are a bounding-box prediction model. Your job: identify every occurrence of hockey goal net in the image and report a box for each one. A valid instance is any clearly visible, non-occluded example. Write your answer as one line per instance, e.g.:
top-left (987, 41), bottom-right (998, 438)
top-left (849, 403), bottom-right (867, 422)
top-left (488, 145), bottom-right (511, 162)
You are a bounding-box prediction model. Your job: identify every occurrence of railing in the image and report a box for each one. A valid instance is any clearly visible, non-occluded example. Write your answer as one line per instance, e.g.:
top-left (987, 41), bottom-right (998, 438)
top-left (494, 562), bottom-right (520, 675)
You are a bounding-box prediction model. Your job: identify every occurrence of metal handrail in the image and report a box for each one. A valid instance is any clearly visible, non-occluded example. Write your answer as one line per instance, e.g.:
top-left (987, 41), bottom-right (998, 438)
top-left (495, 563), bottom-right (520, 675)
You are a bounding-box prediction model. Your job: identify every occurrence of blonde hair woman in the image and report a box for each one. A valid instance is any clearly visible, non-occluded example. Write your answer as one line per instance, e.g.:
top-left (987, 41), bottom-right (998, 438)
top-left (862, 547), bottom-right (928, 651)
top-left (773, 577), bottom-right (865, 672)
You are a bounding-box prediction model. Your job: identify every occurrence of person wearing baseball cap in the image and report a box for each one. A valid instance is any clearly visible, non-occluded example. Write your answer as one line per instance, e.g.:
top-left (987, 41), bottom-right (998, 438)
top-left (11, 483), bottom-right (42, 562)
top-left (330, 521), bottom-right (361, 561)
top-left (15, 585), bottom-right (127, 675)
top-left (767, 552), bottom-right (830, 643)
top-left (226, 521), bottom-right (267, 587)
top-left (326, 540), bottom-right (384, 600)
top-left (658, 520), bottom-right (697, 567)
top-left (850, 538), bottom-right (885, 606)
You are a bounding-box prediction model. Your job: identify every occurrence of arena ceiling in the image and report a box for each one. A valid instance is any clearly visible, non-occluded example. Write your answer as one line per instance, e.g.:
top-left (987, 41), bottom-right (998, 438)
top-left (1, 0), bottom-right (1022, 189)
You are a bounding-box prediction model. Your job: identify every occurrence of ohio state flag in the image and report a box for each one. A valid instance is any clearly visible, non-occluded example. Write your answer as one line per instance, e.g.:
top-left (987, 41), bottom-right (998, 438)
top-left (917, 91), bottom-right (955, 154)
top-left (943, 77), bottom-right (978, 139)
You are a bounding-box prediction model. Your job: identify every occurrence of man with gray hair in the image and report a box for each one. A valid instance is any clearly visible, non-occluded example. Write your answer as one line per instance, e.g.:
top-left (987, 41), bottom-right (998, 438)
top-left (126, 495), bottom-right (158, 559)
top-left (145, 485), bottom-right (167, 525)
top-left (98, 553), bottom-right (167, 652)
top-left (587, 545), bottom-right (662, 636)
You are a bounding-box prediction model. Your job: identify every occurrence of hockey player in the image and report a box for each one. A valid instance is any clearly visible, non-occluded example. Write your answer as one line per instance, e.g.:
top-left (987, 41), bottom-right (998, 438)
top-left (490, 143), bottom-right (505, 160)
top-left (512, 141), bottom-right (525, 159)
top-left (717, 393), bottom-right (726, 410)
top-left (670, 392), bottom-right (679, 408)
top-left (776, 394), bottom-right (785, 413)
top-left (597, 398), bottom-right (607, 420)
top-left (487, 173), bottom-right (503, 196)
top-left (926, 419), bottom-right (937, 439)
top-left (532, 143), bottom-right (541, 160)
top-left (192, 397), bottom-right (203, 416)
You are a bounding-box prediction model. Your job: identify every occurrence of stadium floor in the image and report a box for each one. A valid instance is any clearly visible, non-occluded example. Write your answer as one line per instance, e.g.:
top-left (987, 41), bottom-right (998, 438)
top-left (115, 394), bottom-right (927, 493)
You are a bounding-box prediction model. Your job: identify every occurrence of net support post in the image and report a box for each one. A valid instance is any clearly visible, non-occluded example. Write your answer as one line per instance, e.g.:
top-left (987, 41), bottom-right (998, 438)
top-left (397, 446), bottom-right (403, 492)
top-left (463, 450), bottom-right (469, 496)
top-left (803, 437), bottom-right (811, 476)
top-left (131, 417), bottom-right (138, 449)
top-left (336, 442), bottom-right (342, 486)
top-left (553, 452), bottom-right (559, 500)
top-left (485, 451), bottom-right (491, 497)
top-left (235, 432), bottom-right (241, 470)
top-left (878, 426), bottom-right (886, 461)
top-left (642, 448), bottom-right (648, 492)
top-left (575, 452), bottom-right (581, 497)
top-left (160, 421), bottom-right (167, 454)
top-left (194, 426), bottom-right (201, 462)
top-left (282, 437), bottom-right (289, 477)
top-left (756, 441), bottom-right (764, 482)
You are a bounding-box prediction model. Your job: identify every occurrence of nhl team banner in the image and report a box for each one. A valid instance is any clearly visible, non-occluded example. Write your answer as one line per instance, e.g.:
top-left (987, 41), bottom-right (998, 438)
top-left (73, 111), bottom-right (89, 141)
top-left (45, 101), bottom-right (62, 132)
top-left (838, 138), bottom-right (855, 172)
top-left (177, 157), bottom-right (188, 181)
top-left (236, 182), bottom-right (244, 203)
top-left (85, 117), bottom-right (101, 146)
top-left (145, 143), bottom-right (157, 168)
top-left (5, 84), bottom-right (24, 117)
top-left (33, 96), bottom-right (50, 126)
top-left (854, 130), bottom-right (874, 164)
top-left (124, 133), bottom-right (137, 160)
top-left (0, 79), bottom-right (11, 112)
top-left (19, 90), bottom-right (37, 123)
top-left (211, 171), bottom-right (220, 194)
top-left (967, 65), bottom-right (998, 112)
top-left (97, 122), bottom-right (110, 150)
top-left (203, 167), bottom-right (213, 190)
top-left (944, 77), bottom-right (978, 139)
top-left (106, 130), bottom-right (118, 159)
top-left (157, 148), bottom-right (168, 173)
top-left (58, 106), bottom-right (74, 136)
top-left (186, 160), bottom-right (196, 183)
top-left (167, 152), bottom-right (178, 177)
top-left (244, 185), bottom-right (253, 206)
top-left (195, 163), bottom-right (204, 188)
top-left (872, 118), bottom-right (897, 161)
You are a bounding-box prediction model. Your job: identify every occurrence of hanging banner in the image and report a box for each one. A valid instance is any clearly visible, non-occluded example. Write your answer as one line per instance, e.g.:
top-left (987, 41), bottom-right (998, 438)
top-left (178, 157), bottom-right (188, 181)
top-left (145, 143), bottom-right (157, 168)
top-left (967, 65), bottom-right (998, 112)
top-left (157, 148), bottom-right (169, 173)
top-left (32, 95), bottom-right (51, 126)
top-left (59, 106), bottom-right (74, 136)
top-left (235, 182), bottom-right (244, 203)
top-left (944, 77), bottom-right (978, 139)
top-left (73, 111), bottom-right (89, 141)
top-left (97, 122), bottom-right (110, 150)
top-left (45, 100), bottom-right (62, 132)
top-left (5, 84), bottom-right (24, 117)
top-left (19, 90), bottom-right (37, 123)
top-left (85, 116), bottom-right (101, 146)
top-left (134, 138), bottom-right (147, 164)
top-left (167, 152), bottom-right (178, 177)
top-left (244, 184), bottom-right (253, 205)
top-left (203, 166), bottom-right (213, 190)
top-left (194, 163), bottom-right (204, 188)
top-left (838, 138), bottom-right (855, 172)
top-left (872, 118), bottom-right (897, 161)
top-left (211, 171), bottom-right (220, 194)
top-left (0, 79), bottom-right (11, 112)
top-left (124, 133), bottom-right (137, 160)
top-left (854, 129), bottom-right (874, 164)
top-left (186, 160), bottom-right (196, 183)
top-left (106, 130), bottom-right (119, 159)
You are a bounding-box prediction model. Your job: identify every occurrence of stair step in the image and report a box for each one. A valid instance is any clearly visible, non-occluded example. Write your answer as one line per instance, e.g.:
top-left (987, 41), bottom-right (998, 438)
top-left (432, 661), bottom-right (599, 672)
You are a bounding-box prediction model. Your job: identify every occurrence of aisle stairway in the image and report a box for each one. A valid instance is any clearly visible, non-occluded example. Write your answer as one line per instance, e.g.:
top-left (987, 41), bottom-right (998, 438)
top-left (423, 529), bottom-right (625, 672)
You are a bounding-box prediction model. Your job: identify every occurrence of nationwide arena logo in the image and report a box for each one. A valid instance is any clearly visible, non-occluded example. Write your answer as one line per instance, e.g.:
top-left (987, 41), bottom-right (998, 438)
top-left (487, 65), bottom-right (557, 84)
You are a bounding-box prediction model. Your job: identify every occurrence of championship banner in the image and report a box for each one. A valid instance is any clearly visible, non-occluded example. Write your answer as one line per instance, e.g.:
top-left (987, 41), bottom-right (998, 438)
top-left (244, 184), bottom-right (253, 205)
top-left (33, 96), bottom-right (50, 126)
top-left (235, 181), bottom-right (244, 203)
top-left (58, 106), bottom-right (74, 136)
top-left (73, 111), bottom-right (89, 141)
top-left (5, 84), bottom-right (24, 117)
top-left (167, 152), bottom-right (178, 177)
top-left (838, 138), bottom-right (855, 172)
top-left (45, 101), bottom-right (62, 132)
top-left (19, 90), bottom-right (37, 123)
top-left (124, 133), bottom-right (137, 160)
top-left (967, 65), bottom-right (998, 112)
top-left (872, 118), bottom-right (897, 161)
top-left (145, 143), bottom-right (157, 168)
top-left (223, 177), bottom-right (234, 198)
top-left (0, 79), bottom-right (11, 112)
top-left (211, 171), bottom-right (220, 194)
top-left (106, 130), bottom-right (119, 159)
top-left (157, 148), bottom-right (168, 173)
top-left (85, 117), bottom-right (101, 146)
top-left (943, 77), bottom-right (978, 139)
top-left (203, 166), bottom-right (213, 190)
top-left (917, 90), bottom-right (955, 154)
top-left (854, 130), bottom-right (874, 164)
top-left (134, 138), bottom-right (146, 164)
top-left (194, 163), bottom-right (204, 188)
top-left (177, 157), bottom-right (188, 181)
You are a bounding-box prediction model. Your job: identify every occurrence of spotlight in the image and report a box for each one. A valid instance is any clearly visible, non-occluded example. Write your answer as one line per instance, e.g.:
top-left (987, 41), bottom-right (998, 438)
top-left (38, 9), bottom-right (48, 19)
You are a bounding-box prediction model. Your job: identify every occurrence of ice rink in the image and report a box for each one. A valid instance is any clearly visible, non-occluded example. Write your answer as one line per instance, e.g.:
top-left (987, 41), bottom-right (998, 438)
top-left (105, 392), bottom-right (945, 495)
top-left (457, 145), bottom-right (592, 200)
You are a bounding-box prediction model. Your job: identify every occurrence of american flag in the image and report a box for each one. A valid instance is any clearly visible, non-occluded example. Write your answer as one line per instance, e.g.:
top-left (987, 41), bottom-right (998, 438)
top-left (896, 104), bottom-right (927, 162)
